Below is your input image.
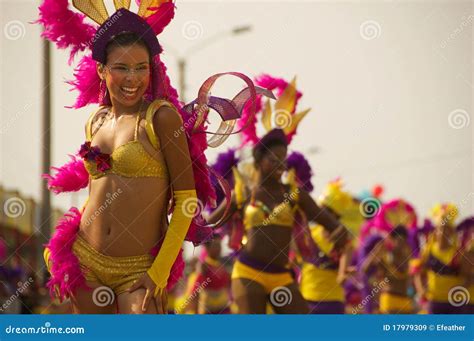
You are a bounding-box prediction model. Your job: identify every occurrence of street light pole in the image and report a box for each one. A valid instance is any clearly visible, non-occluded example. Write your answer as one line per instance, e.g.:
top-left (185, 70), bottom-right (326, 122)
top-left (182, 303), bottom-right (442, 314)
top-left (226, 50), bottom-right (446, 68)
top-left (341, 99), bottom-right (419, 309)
top-left (178, 58), bottom-right (186, 103)
top-left (39, 38), bottom-right (51, 282)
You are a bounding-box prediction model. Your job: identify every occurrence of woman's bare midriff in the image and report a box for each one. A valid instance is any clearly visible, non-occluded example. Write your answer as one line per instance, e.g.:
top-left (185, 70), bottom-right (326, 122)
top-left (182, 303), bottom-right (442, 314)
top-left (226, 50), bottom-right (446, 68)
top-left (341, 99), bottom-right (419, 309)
top-left (79, 175), bottom-right (169, 257)
top-left (243, 225), bottom-right (292, 267)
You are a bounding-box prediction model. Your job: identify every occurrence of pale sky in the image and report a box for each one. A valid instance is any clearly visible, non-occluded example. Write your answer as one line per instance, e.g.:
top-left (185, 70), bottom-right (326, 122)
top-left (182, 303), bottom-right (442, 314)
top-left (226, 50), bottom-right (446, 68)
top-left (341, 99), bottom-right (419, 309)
top-left (1, 0), bottom-right (473, 229)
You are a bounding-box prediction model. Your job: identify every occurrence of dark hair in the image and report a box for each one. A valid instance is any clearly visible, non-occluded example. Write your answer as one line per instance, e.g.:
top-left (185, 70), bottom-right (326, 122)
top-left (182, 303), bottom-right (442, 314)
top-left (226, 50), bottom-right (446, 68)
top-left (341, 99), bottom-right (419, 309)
top-left (104, 32), bottom-right (151, 64)
top-left (389, 225), bottom-right (408, 239)
top-left (252, 129), bottom-right (288, 164)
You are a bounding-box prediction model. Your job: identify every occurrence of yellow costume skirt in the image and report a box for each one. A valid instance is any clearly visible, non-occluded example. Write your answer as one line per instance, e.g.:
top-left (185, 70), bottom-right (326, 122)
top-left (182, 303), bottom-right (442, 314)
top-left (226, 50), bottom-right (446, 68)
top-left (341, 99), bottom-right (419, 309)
top-left (379, 292), bottom-right (414, 314)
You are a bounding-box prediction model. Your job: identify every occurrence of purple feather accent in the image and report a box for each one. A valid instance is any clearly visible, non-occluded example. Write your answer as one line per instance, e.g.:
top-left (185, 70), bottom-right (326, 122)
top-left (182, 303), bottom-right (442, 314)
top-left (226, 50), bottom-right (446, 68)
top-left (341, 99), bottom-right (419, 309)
top-left (287, 151), bottom-right (314, 192)
top-left (457, 216), bottom-right (474, 232)
top-left (211, 149), bottom-right (239, 205)
top-left (42, 155), bottom-right (89, 194)
top-left (358, 233), bottom-right (384, 314)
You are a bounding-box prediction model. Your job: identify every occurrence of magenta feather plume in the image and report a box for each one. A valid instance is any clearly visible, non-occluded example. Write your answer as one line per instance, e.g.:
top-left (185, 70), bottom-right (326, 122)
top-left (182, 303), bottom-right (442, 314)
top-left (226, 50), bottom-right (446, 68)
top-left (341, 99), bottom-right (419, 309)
top-left (36, 0), bottom-right (96, 64)
top-left (45, 208), bottom-right (89, 301)
top-left (238, 99), bottom-right (262, 145)
top-left (186, 217), bottom-right (214, 246)
top-left (66, 54), bottom-right (102, 108)
top-left (238, 74), bottom-right (303, 146)
top-left (43, 155), bottom-right (89, 194)
top-left (187, 127), bottom-right (217, 209)
top-left (254, 74), bottom-right (303, 108)
top-left (144, 2), bottom-right (176, 35)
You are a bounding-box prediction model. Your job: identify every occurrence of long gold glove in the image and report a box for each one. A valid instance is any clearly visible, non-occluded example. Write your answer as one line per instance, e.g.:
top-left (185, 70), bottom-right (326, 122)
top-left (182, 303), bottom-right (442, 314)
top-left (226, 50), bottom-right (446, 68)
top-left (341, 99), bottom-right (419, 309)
top-left (43, 247), bottom-right (52, 273)
top-left (147, 189), bottom-right (197, 296)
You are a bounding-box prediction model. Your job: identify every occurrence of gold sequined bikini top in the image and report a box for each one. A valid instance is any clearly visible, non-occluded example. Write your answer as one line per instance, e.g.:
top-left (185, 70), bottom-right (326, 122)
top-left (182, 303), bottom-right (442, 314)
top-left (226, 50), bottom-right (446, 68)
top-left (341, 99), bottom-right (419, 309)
top-left (243, 190), bottom-right (299, 230)
top-left (83, 100), bottom-right (172, 180)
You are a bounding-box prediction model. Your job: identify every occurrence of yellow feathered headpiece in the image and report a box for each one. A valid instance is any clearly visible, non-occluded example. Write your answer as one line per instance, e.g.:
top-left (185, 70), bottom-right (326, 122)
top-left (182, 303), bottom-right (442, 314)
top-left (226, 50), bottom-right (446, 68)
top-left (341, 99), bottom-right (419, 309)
top-left (317, 178), bottom-right (365, 236)
top-left (240, 75), bottom-right (311, 145)
top-left (430, 203), bottom-right (459, 227)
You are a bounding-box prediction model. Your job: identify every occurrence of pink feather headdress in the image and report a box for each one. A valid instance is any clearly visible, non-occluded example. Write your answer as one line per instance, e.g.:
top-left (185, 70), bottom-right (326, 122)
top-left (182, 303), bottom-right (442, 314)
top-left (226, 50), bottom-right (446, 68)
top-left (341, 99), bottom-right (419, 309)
top-left (238, 74), bottom-right (309, 146)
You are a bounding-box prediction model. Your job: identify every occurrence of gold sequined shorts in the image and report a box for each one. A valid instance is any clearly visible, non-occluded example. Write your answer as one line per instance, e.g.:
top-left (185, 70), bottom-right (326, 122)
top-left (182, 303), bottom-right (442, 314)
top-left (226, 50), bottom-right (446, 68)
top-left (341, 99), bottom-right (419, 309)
top-left (72, 234), bottom-right (154, 296)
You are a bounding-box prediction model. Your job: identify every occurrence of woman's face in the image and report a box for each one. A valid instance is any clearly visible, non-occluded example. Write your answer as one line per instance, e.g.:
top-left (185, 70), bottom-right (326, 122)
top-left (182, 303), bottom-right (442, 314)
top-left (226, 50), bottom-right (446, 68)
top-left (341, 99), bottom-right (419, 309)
top-left (258, 144), bottom-right (288, 181)
top-left (98, 43), bottom-right (151, 108)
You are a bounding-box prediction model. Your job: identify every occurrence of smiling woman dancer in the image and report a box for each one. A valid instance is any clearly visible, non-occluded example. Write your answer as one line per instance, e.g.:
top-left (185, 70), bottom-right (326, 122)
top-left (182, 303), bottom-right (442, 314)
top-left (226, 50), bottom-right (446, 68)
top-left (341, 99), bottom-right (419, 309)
top-left (208, 75), bottom-right (351, 314)
top-left (38, 0), bottom-right (260, 314)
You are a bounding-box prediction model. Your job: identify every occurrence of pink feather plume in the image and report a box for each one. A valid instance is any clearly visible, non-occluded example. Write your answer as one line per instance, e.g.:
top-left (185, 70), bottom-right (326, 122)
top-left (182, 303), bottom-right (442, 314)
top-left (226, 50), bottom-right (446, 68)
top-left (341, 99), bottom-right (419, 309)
top-left (145, 2), bottom-right (176, 36)
top-left (35, 0), bottom-right (97, 64)
top-left (45, 208), bottom-right (89, 301)
top-left (238, 74), bottom-right (303, 145)
top-left (43, 155), bottom-right (89, 194)
top-left (66, 54), bottom-right (101, 109)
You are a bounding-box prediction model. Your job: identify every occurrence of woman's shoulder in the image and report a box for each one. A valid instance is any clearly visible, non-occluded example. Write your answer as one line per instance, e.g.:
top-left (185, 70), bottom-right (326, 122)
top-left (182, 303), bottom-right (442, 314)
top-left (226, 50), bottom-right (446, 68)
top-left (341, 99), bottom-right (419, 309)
top-left (85, 106), bottom-right (110, 139)
top-left (146, 99), bottom-right (182, 129)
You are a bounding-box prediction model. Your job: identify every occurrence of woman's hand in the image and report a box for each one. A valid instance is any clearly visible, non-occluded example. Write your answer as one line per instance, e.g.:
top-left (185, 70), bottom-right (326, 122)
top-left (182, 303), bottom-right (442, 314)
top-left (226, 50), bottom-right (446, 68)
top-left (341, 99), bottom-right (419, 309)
top-left (127, 273), bottom-right (168, 313)
top-left (337, 266), bottom-right (360, 286)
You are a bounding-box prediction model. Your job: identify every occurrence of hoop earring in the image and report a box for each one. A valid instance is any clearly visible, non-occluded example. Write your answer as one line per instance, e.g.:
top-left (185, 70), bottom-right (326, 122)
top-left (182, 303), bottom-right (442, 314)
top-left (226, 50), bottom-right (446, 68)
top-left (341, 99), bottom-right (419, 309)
top-left (99, 79), bottom-right (108, 104)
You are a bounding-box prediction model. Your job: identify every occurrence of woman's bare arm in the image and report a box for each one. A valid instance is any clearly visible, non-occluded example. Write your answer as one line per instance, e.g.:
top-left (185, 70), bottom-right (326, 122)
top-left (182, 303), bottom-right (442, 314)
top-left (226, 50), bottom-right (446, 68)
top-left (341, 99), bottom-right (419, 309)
top-left (297, 189), bottom-right (351, 249)
top-left (206, 191), bottom-right (239, 226)
top-left (155, 107), bottom-right (195, 191)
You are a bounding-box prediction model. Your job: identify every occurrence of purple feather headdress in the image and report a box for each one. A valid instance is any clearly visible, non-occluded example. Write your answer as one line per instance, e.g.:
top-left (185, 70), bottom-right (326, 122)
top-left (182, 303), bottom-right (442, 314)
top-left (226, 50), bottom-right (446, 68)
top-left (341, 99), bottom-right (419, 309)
top-left (211, 149), bottom-right (240, 206)
top-left (287, 151), bottom-right (314, 192)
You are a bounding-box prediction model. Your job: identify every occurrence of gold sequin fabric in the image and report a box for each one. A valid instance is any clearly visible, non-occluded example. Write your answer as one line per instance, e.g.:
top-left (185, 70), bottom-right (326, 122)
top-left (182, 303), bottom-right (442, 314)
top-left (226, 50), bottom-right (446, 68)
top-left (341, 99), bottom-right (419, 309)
top-left (72, 234), bottom-right (154, 295)
top-left (84, 108), bottom-right (169, 180)
top-left (84, 140), bottom-right (168, 179)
